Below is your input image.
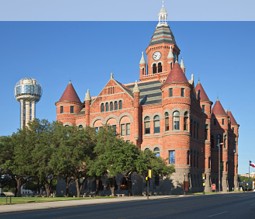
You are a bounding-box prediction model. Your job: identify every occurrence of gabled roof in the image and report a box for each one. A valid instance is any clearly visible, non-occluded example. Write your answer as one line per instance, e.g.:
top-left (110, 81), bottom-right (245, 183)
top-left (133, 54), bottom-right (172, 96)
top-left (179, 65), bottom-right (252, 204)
top-left (212, 100), bottom-right (227, 117)
top-left (195, 81), bottom-right (210, 102)
top-left (91, 76), bottom-right (134, 106)
top-left (227, 111), bottom-right (238, 126)
top-left (163, 63), bottom-right (189, 85)
top-left (59, 81), bottom-right (81, 103)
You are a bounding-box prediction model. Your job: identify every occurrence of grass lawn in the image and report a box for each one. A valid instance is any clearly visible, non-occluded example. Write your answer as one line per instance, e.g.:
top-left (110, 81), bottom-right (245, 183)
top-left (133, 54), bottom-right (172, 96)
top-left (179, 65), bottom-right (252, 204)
top-left (0, 196), bottom-right (115, 205)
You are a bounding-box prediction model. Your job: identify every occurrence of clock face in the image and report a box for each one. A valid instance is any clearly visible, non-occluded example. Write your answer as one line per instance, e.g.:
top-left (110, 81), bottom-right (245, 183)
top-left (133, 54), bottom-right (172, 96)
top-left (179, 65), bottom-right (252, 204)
top-left (153, 51), bottom-right (161, 60)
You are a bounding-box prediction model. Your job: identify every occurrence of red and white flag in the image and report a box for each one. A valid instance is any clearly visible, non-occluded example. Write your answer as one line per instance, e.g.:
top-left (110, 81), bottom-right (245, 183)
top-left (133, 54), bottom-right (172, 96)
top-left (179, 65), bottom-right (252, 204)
top-left (250, 161), bottom-right (255, 168)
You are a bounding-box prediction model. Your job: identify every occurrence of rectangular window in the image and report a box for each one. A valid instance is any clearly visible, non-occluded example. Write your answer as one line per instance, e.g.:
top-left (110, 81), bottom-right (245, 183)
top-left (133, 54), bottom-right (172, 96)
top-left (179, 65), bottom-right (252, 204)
top-left (202, 105), bottom-right (205, 113)
top-left (121, 124), bottom-right (126, 136)
top-left (70, 106), bottom-right (74, 113)
top-left (60, 106), bottom-right (64, 114)
top-left (222, 119), bottom-right (224, 125)
top-left (126, 123), bottom-right (130, 135)
top-left (169, 150), bottom-right (175, 164)
top-left (205, 124), bottom-right (208, 140)
top-left (169, 88), bottom-right (173, 97)
top-left (181, 88), bottom-right (185, 97)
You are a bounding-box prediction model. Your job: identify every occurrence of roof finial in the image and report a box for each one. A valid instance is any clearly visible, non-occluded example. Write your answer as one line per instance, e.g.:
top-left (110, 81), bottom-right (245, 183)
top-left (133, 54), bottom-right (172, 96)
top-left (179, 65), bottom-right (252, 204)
top-left (158, 1), bottom-right (168, 26)
top-left (110, 72), bottom-right (114, 79)
top-left (133, 80), bottom-right (140, 93)
top-left (180, 57), bottom-right (186, 74)
top-left (140, 51), bottom-right (146, 64)
top-left (85, 89), bottom-right (91, 101)
top-left (167, 46), bottom-right (174, 59)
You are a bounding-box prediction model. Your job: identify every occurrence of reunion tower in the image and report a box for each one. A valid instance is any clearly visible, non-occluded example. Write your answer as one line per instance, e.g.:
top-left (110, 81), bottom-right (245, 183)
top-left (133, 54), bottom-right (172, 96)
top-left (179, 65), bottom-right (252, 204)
top-left (14, 78), bottom-right (42, 129)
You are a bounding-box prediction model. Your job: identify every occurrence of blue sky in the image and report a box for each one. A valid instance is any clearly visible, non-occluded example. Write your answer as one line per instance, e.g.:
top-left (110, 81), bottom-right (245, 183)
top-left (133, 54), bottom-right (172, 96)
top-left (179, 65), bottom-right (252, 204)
top-left (0, 1), bottom-right (254, 174)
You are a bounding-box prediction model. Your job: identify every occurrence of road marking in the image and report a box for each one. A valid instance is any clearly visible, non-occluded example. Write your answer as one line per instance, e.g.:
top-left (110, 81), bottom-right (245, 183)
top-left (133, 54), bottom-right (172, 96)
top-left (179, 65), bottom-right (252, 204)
top-left (208, 211), bottom-right (228, 218)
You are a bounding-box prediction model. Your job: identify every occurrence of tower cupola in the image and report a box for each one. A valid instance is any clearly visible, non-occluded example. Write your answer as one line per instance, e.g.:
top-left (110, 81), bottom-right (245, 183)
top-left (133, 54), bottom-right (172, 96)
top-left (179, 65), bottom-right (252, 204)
top-left (158, 1), bottom-right (168, 26)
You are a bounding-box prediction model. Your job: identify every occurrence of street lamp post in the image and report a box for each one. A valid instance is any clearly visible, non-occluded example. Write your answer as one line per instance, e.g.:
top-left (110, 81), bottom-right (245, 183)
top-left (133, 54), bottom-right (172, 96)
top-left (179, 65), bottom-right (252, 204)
top-left (183, 173), bottom-right (186, 195)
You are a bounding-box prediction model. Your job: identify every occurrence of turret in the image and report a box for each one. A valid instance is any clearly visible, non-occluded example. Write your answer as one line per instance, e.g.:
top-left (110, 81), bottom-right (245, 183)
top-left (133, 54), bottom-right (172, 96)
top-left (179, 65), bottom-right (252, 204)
top-left (133, 81), bottom-right (140, 144)
top-left (139, 52), bottom-right (147, 80)
top-left (55, 81), bottom-right (82, 126)
top-left (85, 89), bottom-right (91, 126)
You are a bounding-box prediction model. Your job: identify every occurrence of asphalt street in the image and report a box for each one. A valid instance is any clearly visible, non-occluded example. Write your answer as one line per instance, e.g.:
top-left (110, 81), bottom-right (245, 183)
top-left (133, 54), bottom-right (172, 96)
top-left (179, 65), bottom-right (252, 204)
top-left (0, 192), bottom-right (254, 219)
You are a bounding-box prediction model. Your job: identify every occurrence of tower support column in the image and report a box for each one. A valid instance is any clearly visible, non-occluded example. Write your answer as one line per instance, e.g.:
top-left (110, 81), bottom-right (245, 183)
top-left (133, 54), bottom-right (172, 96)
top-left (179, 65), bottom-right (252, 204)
top-left (20, 99), bottom-right (24, 129)
top-left (25, 101), bottom-right (30, 127)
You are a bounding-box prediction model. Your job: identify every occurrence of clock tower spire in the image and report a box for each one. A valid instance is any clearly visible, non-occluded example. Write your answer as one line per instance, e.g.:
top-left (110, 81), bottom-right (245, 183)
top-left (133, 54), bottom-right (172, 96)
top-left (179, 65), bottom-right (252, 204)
top-left (139, 3), bottom-right (180, 82)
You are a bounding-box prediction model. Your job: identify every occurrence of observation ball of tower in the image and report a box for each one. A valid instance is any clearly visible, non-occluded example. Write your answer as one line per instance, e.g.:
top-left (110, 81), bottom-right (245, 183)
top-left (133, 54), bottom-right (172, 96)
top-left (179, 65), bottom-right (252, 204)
top-left (14, 78), bottom-right (42, 102)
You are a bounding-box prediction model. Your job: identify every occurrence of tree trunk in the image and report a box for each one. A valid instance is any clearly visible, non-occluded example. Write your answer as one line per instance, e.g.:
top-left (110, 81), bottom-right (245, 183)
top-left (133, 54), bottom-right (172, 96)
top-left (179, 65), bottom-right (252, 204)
top-left (95, 177), bottom-right (100, 195)
top-left (65, 177), bottom-right (69, 197)
top-left (75, 178), bottom-right (80, 197)
top-left (45, 183), bottom-right (51, 197)
top-left (15, 178), bottom-right (22, 197)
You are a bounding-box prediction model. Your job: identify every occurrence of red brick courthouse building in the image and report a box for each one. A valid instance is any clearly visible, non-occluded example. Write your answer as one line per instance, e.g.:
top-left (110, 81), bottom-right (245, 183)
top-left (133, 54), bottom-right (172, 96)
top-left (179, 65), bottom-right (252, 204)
top-left (56, 5), bottom-right (239, 193)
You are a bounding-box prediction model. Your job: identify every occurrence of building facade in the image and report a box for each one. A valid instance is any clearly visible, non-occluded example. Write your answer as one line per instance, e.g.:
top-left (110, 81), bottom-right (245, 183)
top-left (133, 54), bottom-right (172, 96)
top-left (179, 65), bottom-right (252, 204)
top-left (55, 5), bottom-right (239, 193)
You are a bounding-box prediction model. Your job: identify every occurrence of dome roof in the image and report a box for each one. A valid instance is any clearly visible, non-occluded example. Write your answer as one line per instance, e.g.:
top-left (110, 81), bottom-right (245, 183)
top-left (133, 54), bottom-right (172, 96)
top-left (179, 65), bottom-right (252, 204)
top-left (15, 77), bottom-right (42, 101)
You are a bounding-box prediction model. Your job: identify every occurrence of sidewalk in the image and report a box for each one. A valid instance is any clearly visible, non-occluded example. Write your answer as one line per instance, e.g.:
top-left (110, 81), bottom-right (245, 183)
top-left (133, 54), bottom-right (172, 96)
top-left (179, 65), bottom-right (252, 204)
top-left (0, 195), bottom-right (173, 213)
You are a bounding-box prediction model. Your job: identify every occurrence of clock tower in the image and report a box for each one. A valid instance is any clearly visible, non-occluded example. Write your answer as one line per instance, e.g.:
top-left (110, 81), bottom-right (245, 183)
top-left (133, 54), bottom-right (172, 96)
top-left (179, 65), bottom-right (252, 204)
top-left (139, 3), bottom-right (180, 82)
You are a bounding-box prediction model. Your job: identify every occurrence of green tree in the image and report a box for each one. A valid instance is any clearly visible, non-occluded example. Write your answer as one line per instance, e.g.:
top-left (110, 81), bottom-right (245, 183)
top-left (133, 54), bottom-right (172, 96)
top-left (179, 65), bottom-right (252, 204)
top-left (88, 126), bottom-right (174, 195)
top-left (50, 125), bottom-right (96, 197)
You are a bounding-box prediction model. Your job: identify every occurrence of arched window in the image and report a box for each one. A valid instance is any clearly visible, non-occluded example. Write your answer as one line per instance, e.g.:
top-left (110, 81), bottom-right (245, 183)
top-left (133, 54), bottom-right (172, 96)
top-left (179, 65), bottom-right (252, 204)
top-left (142, 68), bottom-right (145, 75)
top-left (114, 101), bottom-right (118, 110)
top-left (153, 115), bottom-right (160, 133)
top-left (184, 111), bottom-right (188, 131)
top-left (78, 125), bottom-right (83, 130)
top-left (158, 63), bottom-right (162, 73)
top-left (144, 116), bottom-right (150, 134)
top-left (110, 102), bottom-right (113, 111)
top-left (105, 102), bottom-right (109, 112)
top-left (153, 63), bottom-right (157, 74)
top-left (165, 112), bottom-right (169, 131)
top-left (154, 147), bottom-right (160, 157)
top-left (208, 156), bottom-right (211, 168)
top-left (173, 111), bottom-right (180, 130)
top-left (119, 100), bottom-right (122, 110)
top-left (101, 103), bottom-right (104, 112)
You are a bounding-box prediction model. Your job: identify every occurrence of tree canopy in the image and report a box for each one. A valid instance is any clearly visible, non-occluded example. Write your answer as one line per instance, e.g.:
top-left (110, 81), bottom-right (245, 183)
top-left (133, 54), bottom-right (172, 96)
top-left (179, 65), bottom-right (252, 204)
top-left (0, 120), bottom-right (174, 197)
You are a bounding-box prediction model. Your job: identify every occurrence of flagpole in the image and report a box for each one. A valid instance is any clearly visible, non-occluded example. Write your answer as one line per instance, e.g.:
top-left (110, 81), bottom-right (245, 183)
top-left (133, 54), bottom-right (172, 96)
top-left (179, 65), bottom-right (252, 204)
top-left (249, 161), bottom-right (251, 185)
